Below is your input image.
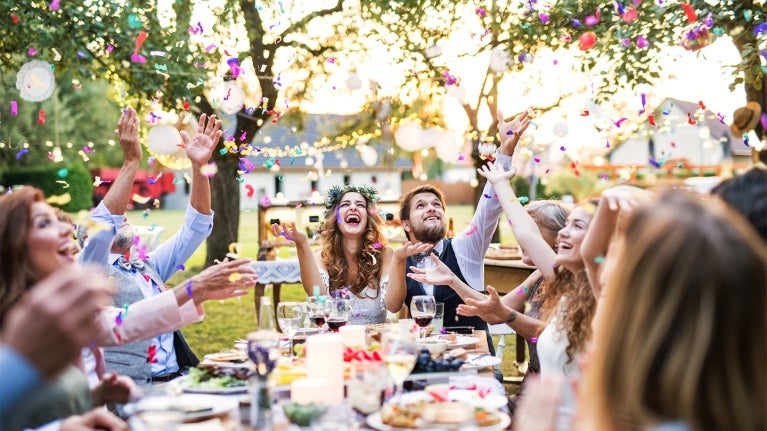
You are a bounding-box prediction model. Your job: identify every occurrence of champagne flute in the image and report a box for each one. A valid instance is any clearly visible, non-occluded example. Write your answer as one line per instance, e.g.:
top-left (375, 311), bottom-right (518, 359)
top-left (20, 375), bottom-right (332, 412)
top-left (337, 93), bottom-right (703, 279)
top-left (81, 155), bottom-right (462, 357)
top-left (276, 302), bottom-right (304, 359)
top-left (381, 331), bottom-right (416, 404)
top-left (326, 298), bottom-right (350, 333)
top-left (410, 295), bottom-right (437, 339)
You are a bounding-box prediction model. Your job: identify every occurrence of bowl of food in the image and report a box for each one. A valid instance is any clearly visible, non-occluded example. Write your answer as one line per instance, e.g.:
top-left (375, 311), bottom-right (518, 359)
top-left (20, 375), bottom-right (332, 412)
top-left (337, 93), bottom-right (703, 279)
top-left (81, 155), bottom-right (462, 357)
top-left (414, 338), bottom-right (449, 356)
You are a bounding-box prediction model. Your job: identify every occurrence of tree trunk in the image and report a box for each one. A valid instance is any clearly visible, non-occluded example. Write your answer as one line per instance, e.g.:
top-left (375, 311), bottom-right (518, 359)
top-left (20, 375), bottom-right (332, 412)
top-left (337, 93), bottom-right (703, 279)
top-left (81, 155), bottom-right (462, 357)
top-left (206, 153), bottom-right (241, 265)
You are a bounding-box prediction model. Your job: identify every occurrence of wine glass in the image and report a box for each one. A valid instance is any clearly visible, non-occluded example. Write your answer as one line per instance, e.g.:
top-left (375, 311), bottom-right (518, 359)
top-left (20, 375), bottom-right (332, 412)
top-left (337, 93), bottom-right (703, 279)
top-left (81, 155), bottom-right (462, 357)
top-left (276, 302), bottom-right (304, 359)
top-left (247, 330), bottom-right (281, 427)
top-left (307, 296), bottom-right (329, 333)
top-left (410, 295), bottom-right (437, 339)
top-left (326, 298), bottom-right (350, 333)
top-left (381, 331), bottom-right (417, 404)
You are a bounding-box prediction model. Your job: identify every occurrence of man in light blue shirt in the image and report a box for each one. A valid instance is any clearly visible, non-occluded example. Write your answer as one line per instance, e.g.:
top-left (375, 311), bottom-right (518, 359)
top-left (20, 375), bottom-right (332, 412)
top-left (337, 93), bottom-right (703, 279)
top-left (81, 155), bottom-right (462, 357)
top-left (81, 113), bottom-right (223, 384)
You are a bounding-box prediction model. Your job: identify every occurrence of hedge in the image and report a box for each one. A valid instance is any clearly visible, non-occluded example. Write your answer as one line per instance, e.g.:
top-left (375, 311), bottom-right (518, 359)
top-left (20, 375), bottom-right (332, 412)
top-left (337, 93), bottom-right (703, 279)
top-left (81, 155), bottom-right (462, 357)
top-left (1, 163), bottom-right (93, 211)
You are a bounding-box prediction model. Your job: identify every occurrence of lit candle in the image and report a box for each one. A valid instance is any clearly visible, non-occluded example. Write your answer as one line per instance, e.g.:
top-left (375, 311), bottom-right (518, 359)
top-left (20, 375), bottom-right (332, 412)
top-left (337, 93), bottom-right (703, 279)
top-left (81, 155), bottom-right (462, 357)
top-left (290, 377), bottom-right (329, 404)
top-left (339, 325), bottom-right (366, 348)
top-left (305, 333), bottom-right (344, 405)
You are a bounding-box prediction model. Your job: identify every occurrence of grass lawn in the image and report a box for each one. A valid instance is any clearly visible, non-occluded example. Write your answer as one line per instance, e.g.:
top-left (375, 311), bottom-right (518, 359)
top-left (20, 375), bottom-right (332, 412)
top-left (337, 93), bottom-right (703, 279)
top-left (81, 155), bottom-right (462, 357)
top-left (120, 205), bottom-right (524, 384)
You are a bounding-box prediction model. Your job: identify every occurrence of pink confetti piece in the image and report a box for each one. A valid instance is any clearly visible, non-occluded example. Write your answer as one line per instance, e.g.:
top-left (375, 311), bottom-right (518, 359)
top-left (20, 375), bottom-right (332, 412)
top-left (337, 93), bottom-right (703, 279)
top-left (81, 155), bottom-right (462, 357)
top-left (115, 312), bottom-right (123, 326)
top-left (27, 47), bottom-right (37, 56)
top-left (464, 224), bottom-right (478, 236)
top-left (49, 0), bottom-right (60, 10)
top-left (10, 101), bottom-right (18, 116)
top-left (373, 242), bottom-right (382, 249)
top-left (533, 157), bottom-right (541, 163)
top-left (530, 337), bottom-right (538, 343)
top-left (327, 57), bottom-right (335, 64)
top-left (130, 32), bottom-right (148, 63)
top-left (205, 44), bottom-right (216, 52)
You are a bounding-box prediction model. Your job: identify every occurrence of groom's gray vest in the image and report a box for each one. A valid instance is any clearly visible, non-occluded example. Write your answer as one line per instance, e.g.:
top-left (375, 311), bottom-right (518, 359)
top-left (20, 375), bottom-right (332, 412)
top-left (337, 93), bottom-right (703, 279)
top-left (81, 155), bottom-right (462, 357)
top-left (102, 259), bottom-right (199, 383)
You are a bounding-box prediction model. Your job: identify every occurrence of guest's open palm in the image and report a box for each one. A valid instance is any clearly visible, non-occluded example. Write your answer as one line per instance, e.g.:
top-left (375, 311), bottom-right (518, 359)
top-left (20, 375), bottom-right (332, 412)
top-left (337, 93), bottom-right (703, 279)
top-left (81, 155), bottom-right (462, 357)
top-left (181, 113), bottom-right (222, 166)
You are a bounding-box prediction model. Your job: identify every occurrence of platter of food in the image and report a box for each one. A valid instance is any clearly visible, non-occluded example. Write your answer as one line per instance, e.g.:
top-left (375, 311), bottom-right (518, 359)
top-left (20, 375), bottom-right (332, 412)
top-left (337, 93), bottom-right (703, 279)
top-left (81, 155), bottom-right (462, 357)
top-left (389, 389), bottom-right (508, 411)
top-left (460, 353), bottom-right (502, 371)
top-left (367, 401), bottom-right (510, 431)
top-left (423, 334), bottom-right (480, 349)
top-left (174, 363), bottom-right (251, 394)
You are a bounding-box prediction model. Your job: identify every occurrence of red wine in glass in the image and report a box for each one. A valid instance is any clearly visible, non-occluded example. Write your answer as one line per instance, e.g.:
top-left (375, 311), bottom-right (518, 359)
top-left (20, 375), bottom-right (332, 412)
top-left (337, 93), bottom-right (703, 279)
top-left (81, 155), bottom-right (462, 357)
top-left (309, 315), bottom-right (326, 327)
top-left (327, 318), bottom-right (348, 332)
top-left (414, 315), bottom-right (433, 327)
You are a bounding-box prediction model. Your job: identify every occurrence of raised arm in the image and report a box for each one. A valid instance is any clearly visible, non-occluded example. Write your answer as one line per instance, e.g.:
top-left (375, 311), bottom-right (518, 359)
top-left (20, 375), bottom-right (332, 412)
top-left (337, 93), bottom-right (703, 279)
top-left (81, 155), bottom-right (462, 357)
top-left (78, 108), bottom-right (142, 266)
top-left (104, 108), bottom-right (142, 214)
top-left (581, 185), bottom-right (650, 297)
top-left (457, 281), bottom-right (546, 340)
top-left (406, 253), bottom-right (486, 303)
top-left (272, 222), bottom-right (323, 296)
top-left (181, 113), bottom-right (221, 216)
top-left (497, 109), bottom-right (532, 157)
top-left (386, 241), bottom-right (436, 312)
top-left (478, 163), bottom-right (557, 278)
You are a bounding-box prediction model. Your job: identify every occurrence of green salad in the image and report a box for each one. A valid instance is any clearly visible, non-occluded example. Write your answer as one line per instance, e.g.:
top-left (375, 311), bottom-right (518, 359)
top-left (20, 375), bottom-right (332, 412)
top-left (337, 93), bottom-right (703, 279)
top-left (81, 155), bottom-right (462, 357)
top-left (185, 364), bottom-right (252, 389)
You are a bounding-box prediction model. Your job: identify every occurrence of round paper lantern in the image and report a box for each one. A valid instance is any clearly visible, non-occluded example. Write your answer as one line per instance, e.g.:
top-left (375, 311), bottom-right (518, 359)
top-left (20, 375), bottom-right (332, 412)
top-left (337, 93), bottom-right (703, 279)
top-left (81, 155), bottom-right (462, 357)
top-left (346, 73), bottom-right (363, 90)
top-left (553, 120), bottom-right (569, 137)
top-left (146, 125), bottom-right (182, 155)
top-left (578, 32), bottom-right (598, 51)
top-left (489, 46), bottom-right (512, 73)
top-left (394, 121), bottom-right (424, 152)
top-left (421, 127), bottom-right (448, 150)
top-left (357, 145), bottom-right (378, 167)
top-left (216, 80), bottom-right (246, 115)
top-left (434, 133), bottom-right (461, 163)
top-left (16, 60), bottom-right (56, 102)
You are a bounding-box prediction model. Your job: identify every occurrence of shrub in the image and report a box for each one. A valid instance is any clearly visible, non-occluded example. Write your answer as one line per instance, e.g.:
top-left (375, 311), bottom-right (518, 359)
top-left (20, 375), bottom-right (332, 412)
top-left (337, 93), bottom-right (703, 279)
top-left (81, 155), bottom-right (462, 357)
top-left (1, 163), bottom-right (93, 211)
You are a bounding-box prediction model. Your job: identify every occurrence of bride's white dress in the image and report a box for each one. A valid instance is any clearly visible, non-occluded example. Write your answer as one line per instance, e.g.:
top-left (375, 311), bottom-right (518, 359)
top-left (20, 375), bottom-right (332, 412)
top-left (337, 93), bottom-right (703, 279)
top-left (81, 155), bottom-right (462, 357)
top-left (319, 269), bottom-right (388, 325)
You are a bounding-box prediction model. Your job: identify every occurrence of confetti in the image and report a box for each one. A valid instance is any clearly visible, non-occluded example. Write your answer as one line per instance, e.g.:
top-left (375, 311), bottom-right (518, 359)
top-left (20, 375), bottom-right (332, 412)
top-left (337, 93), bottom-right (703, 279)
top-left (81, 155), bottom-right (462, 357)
top-left (37, 110), bottom-right (45, 125)
top-left (373, 242), bottom-right (382, 249)
top-left (45, 193), bottom-right (71, 206)
top-left (613, 117), bottom-right (628, 128)
top-left (27, 47), bottom-right (37, 56)
top-left (518, 196), bottom-right (530, 204)
top-left (10, 101), bottom-right (18, 116)
top-left (594, 255), bottom-right (605, 264)
top-left (55, 180), bottom-right (69, 189)
top-left (648, 115), bottom-right (656, 126)
top-left (147, 345), bottom-right (158, 363)
top-left (147, 223), bottom-right (158, 231)
top-left (131, 31), bottom-right (148, 63)
top-left (687, 113), bottom-right (697, 125)
top-left (132, 194), bottom-right (151, 204)
top-left (245, 184), bottom-right (255, 198)
top-left (578, 32), bottom-right (597, 51)
top-left (680, 3), bottom-right (697, 23)
top-left (15, 148), bottom-right (29, 160)
top-left (698, 100), bottom-right (706, 110)
top-left (115, 311), bottom-right (123, 326)
top-left (200, 162), bottom-right (218, 177)
top-left (463, 224), bottom-right (478, 236)
top-left (580, 110), bottom-right (589, 116)
top-left (228, 272), bottom-right (243, 282)
top-left (638, 93), bottom-right (647, 114)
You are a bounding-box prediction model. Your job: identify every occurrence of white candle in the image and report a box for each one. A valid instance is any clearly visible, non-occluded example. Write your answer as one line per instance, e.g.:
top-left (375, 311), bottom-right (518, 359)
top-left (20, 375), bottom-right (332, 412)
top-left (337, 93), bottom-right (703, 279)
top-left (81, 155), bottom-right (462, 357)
top-left (305, 333), bottom-right (344, 405)
top-left (339, 325), bottom-right (366, 348)
top-left (290, 377), bottom-right (329, 404)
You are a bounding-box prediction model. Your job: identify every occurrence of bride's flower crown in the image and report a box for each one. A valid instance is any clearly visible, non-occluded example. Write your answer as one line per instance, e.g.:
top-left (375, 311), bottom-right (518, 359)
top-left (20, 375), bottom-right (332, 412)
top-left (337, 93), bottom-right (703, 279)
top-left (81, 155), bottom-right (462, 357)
top-left (324, 184), bottom-right (379, 218)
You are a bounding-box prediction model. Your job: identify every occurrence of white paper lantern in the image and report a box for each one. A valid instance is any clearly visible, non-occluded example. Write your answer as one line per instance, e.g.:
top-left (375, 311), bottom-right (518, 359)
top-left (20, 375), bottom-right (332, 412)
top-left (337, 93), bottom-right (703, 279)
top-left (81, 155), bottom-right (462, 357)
top-left (489, 47), bottom-right (512, 73)
top-left (421, 127), bottom-right (448, 150)
top-left (553, 120), bottom-right (569, 137)
top-left (357, 145), bottom-right (378, 167)
top-left (217, 80), bottom-right (246, 115)
top-left (446, 84), bottom-right (468, 105)
top-left (394, 121), bottom-right (424, 152)
top-left (146, 125), bottom-right (182, 155)
top-left (435, 133), bottom-right (461, 163)
top-left (346, 73), bottom-right (363, 90)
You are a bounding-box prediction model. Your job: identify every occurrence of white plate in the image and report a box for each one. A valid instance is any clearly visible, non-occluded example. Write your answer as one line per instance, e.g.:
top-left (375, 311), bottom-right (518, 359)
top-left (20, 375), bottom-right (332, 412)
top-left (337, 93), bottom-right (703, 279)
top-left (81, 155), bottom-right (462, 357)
top-left (460, 354), bottom-right (502, 370)
top-left (366, 410), bottom-right (510, 431)
top-left (390, 390), bottom-right (507, 411)
top-left (426, 335), bottom-right (480, 349)
top-left (128, 393), bottom-right (239, 423)
top-left (174, 375), bottom-right (249, 395)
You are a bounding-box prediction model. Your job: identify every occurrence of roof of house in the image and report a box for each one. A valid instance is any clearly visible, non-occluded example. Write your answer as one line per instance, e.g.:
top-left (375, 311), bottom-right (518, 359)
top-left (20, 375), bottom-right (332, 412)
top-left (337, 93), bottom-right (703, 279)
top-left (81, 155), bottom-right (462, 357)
top-left (246, 113), bottom-right (413, 170)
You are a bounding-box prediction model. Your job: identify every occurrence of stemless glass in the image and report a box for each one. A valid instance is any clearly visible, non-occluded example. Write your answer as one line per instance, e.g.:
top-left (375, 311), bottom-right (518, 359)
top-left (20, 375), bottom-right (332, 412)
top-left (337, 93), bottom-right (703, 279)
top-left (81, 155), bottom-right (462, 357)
top-left (410, 295), bottom-right (437, 338)
top-left (326, 298), bottom-right (351, 333)
top-left (247, 330), bottom-right (280, 428)
top-left (381, 331), bottom-right (416, 404)
top-left (276, 302), bottom-right (304, 358)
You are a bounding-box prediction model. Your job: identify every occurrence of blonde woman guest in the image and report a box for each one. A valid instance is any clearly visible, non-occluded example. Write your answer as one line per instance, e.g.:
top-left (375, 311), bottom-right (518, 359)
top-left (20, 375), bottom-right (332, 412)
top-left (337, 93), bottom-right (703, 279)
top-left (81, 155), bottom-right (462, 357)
top-left (579, 190), bottom-right (767, 431)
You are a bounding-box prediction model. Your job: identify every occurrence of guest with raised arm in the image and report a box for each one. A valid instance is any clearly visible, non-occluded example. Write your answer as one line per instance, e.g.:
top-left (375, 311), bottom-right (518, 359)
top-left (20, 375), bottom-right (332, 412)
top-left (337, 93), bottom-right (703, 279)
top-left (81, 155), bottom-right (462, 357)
top-left (272, 184), bottom-right (395, 324)
top-left (388, 110), bottom-right (532, 354)
top-left (469, 162), bottom-right (596, 430)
